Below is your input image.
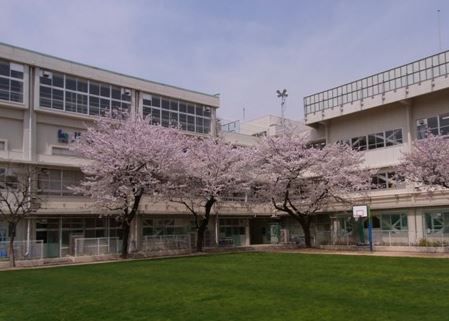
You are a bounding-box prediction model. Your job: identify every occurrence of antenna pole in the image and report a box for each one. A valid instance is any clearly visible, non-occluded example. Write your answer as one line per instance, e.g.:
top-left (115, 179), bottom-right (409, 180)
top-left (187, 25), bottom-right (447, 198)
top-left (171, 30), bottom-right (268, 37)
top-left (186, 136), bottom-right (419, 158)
top-left (438, 9), bottom-right (442, 51)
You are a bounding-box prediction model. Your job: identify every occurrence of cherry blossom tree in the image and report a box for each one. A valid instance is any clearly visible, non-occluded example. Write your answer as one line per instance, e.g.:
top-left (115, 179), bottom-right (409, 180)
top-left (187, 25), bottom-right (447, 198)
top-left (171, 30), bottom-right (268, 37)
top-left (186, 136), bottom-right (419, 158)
top-left (71, 116), bottom-right (180, 258)
top-left (399, 134), bottom-right (449, 189)
top-left (167, 136), bottom-right (250, 251)
top-left (253, 133), bottom-right (369, 247)
top-left (0, 166), bottom-right (40, 267)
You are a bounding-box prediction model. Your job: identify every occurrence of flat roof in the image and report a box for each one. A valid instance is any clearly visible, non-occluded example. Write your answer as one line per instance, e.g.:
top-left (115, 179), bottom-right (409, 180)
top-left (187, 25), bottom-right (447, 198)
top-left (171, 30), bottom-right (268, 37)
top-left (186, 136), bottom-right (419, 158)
top-left (0, 42), bottom-right (219, 106)
top-left (303, 49), bottom-right (449, 117)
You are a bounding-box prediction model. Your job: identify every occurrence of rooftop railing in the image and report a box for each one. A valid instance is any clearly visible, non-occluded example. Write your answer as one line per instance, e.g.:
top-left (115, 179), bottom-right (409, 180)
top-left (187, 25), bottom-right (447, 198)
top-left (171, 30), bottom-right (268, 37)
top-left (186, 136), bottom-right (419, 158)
top-left (304, 50), bottom-right (449, 116)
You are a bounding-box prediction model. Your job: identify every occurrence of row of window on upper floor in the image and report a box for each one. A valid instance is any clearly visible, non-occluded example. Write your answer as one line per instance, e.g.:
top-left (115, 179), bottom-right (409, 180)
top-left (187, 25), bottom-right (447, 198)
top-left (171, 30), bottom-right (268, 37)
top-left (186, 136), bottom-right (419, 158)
top-left (0, 60), bottom-right (213, 134)
top-left (337, 128), bottom-right (403, 151)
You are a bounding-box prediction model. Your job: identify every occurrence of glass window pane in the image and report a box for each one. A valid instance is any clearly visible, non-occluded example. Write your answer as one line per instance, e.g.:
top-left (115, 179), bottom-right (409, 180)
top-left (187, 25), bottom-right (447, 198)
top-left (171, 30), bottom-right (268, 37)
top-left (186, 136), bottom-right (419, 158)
top-left (111, 87), bottom-right (121, 100)
top-left (89, 82), bottom-right (99, 96)
top-left (351, 136), bottom-right (367, 151)
top-left (152, 96), bottom-right (161, 107)
top-left (169, 100), bottom-right (178, 111)
top-left (0, 78), bottom-right (9, 101)
top-left (66, 77), bottom-right (77, 91)
top-left (65, 91), bottom-right (77, 112)
top-left (161, 99), bottom-right (169, 110)
top-left (39, 86), bottom-right (52, 107)
top-left (53, 73), bottom-right (64, 88)
top-left (52, 89), bottom-right (64, 110)
top-left (77, 80), bottom-right (88, 93)
top-left (0, 60), bottom-right (10, 76)
top-left (89, 96), bottom-right (100, 116)
top-left (100, 84), bottom-right (110, 97)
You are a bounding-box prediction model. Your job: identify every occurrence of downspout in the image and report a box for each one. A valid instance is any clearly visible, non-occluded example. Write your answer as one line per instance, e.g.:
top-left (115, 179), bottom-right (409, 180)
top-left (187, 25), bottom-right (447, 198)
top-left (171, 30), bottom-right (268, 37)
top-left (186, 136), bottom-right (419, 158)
top-left (25, 219), bottom-right (31, 256)
top-left (26, 66), bottom-right (35, 256)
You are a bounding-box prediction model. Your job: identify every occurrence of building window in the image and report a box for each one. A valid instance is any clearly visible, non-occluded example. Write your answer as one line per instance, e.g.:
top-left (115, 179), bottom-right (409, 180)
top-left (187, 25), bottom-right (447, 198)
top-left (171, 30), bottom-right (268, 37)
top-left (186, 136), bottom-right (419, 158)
top-left (380, 214), bottom-right (408, 231)
top-left (0, 141), bottom-right (5, 151)
top-left (37, 169), bottom-right (83, 196)
top-left (425, 211), bottom-right (449, 234)
top-left (342, 128), bottom-right (403, 152)
top-left (417, 113), bottom-right (449, 139)
top-left (142, 93), bottom-right (212, 134)
top-left (351, 136), bottom-right (367, 151)
top-left (0, 167), bottom-right (18, 189)
top-left (368, 132), bottom-right (385, 150)
top-left (142, 218), bottom-right (187, 236)
top-left (39, 70), bottom-right (131, 116)
top-left (0, 60), bottom-right (24, 103)
top-left (385, 129), bottom-right (403, 146)
top-left (371, 171), bottom-right (404, 190)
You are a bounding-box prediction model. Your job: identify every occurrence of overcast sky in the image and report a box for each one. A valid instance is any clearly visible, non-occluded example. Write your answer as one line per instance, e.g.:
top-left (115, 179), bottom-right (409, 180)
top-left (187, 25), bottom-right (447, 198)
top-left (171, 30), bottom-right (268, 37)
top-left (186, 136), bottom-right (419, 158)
top-left (1, 0), bottom-right (448, 122)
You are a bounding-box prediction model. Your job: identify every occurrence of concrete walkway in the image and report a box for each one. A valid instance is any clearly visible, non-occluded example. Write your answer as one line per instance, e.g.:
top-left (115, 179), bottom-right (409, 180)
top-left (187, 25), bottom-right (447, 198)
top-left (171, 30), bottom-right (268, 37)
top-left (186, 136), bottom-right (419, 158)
top-left (260, 247), bottom-right (449, 259)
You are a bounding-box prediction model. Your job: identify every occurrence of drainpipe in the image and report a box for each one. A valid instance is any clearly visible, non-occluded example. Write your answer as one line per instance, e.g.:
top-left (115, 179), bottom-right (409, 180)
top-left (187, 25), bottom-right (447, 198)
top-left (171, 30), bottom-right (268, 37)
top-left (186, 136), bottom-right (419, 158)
top-left (25, 219), bottom-right (31, 256)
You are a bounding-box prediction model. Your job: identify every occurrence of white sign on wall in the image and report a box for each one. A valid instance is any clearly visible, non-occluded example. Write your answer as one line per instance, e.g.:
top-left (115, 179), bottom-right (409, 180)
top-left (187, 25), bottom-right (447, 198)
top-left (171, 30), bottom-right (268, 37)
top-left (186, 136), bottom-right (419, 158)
top-left (352, 205), bottom-right (368, 218)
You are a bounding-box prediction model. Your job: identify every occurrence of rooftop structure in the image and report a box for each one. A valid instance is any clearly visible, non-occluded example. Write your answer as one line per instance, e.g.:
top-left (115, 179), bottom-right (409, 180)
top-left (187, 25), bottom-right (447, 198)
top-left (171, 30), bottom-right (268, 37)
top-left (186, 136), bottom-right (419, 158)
top-left (304, 50), bottom-right (449, 125)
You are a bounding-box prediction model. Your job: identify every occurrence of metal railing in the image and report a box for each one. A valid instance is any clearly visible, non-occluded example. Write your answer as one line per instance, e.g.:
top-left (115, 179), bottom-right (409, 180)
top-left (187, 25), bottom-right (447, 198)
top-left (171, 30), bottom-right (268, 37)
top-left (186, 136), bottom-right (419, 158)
top-left (74, 237), bottom-right (121, 257)
top-left (304, 50), bottom-right (449, 115)
top-left (311, 230), bottom-right (412, 246)
top-left (0, 240), bottom-right (44, 260)
top-left (142, 234), bottom-right (191, 253)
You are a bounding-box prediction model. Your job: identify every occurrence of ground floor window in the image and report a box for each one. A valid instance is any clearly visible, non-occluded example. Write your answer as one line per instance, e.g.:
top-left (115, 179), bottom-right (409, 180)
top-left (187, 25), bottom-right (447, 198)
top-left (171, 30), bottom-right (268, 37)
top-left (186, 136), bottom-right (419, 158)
top-left (35, 216), bottom-right (122, 258)
top-left (219, 218), bottom-right (247, 246)
top-left (142, 218), bottom-right (188, 236)
top-left (425, 211), bottom-right (449, 234)
top-left (379, 213), bottom-right (408, 231)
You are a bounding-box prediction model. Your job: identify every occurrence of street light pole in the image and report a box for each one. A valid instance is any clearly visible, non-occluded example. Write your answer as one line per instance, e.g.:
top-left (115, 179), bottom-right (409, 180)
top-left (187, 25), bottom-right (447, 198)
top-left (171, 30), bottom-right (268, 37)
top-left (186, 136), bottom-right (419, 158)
top-left (276, 89), bottom-right (288, 130)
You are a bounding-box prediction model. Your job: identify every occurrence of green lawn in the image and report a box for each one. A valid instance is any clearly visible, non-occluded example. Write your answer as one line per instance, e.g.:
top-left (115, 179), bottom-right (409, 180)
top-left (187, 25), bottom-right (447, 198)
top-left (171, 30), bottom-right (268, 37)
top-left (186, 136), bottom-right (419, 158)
top-left (1, 253), bottom-right (449, 321)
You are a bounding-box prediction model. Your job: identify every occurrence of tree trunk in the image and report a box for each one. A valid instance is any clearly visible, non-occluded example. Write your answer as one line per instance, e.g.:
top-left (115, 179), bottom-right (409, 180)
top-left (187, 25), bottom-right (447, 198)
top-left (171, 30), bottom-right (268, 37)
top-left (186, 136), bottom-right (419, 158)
top-left (9, 222), bottom-right (17, 268)
top-left (295, 216), bottom-right (312, 248)
top-left (196, 221), bottom-right (208, 252)
top-left (195, 197), bottom-right (216, 252)
top-left (303, 223), bottom-right (312, 247)
top-left (121, 222), bottom-right (131, 259)
top-left (120, 190), bottom-right (143, 259)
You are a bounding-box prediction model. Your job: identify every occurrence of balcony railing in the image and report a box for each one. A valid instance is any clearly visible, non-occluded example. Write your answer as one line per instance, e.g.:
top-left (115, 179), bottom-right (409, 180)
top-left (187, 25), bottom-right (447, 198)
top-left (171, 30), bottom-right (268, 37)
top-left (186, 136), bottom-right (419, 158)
top-left (304, 50), bottom-right (449, 116)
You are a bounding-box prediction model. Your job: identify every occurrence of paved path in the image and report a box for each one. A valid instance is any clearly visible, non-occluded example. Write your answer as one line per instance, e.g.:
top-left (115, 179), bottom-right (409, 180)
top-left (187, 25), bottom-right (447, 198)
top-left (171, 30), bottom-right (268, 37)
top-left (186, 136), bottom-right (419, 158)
top-left (261, 248), bottom-right (449, 259)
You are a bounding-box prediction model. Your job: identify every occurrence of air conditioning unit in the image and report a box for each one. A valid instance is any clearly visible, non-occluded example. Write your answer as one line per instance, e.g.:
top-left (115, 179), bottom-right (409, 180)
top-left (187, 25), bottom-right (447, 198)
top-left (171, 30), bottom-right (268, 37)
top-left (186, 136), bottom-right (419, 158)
top-left (41, 70), bottom-right (53, 79)
top-left (123, 89), bottom-right (131, 96)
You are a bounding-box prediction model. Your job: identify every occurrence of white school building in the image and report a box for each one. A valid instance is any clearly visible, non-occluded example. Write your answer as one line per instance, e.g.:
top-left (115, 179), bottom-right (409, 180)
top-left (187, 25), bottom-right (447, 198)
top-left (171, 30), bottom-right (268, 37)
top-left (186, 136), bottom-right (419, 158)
top-left (0, 43), bottom-right (448, 264)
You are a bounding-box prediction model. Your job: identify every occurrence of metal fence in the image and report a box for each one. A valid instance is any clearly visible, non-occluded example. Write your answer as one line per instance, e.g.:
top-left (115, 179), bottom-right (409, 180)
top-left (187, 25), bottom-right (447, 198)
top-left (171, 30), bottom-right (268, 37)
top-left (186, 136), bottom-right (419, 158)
top-left (304, 50), bottom-right (449, 115)
top-left (142, 234), bottom-right (192, 253)
top-left (0, 240), bottom-right (44, 260)
top-left (314, 230), bottom-right (412, 246)
top-left (74, 237), bottom-right (121, 257)
top-left (372, 231), bottom-right (410, 246)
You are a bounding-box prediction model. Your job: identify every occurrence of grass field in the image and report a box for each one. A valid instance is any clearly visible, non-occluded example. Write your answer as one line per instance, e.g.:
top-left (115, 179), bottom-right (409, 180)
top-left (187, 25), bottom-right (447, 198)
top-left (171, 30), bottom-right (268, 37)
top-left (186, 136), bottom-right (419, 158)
top-left (1, 253), bottom-right (449, 321)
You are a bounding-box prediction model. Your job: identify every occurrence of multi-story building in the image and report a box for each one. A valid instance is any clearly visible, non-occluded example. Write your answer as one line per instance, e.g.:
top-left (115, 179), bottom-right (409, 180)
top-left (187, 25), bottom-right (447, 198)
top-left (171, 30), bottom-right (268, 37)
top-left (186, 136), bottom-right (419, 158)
top-left (0, 42), bottom-right (277, 262)
top-left (304, 50), bottom-right (449, 247)
top-left (2, 42), bottom-right (448, 264)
